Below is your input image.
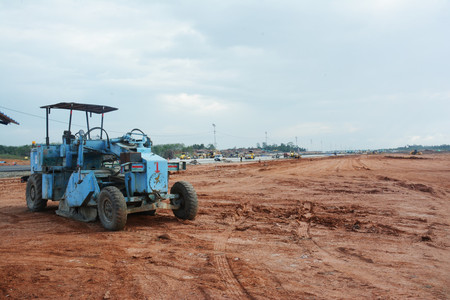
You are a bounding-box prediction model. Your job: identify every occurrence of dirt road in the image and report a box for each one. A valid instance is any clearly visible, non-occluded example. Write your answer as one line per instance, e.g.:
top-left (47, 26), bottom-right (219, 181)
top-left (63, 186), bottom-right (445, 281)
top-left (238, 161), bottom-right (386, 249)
top-left (1, 154), bottom-right (449, 299)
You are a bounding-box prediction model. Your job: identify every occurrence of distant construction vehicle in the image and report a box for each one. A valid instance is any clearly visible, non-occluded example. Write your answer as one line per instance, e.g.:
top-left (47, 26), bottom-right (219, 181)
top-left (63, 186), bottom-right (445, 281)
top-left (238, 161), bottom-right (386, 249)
top-left (410, 150), bottom-right (423, 155)
top-left (245, 151), bottom-right (255, 159)
top-left (179, 153), bottom-right (191, 160)
top-left (290, 152), bottom-right (301, 159)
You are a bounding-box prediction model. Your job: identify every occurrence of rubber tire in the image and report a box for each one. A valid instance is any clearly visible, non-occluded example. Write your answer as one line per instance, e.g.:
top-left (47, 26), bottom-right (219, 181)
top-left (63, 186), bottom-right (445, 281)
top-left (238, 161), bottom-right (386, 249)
top-left (170, 181), bottom-right (198, 220)
top-left (26, 174), bottom-right (47, 211)
top-left (98, 186), bottom-right (127, 231)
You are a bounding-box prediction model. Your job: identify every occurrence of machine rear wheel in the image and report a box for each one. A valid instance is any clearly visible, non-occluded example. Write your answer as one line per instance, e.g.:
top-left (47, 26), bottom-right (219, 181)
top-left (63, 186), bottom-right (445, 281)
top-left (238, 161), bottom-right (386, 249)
top-left (170, 181), bottom-right (198, 220)
top-left (26, 174), bottom-right (47, 211)
top-left (98, 186), bottom-right (127, 231)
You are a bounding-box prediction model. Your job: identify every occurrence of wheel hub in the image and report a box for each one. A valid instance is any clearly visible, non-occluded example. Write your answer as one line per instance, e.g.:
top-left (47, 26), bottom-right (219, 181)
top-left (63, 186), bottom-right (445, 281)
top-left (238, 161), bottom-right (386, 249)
top-left (103, 198), bottom-right (113, 221)
top-left (30, 185), bottom-right (36, 202)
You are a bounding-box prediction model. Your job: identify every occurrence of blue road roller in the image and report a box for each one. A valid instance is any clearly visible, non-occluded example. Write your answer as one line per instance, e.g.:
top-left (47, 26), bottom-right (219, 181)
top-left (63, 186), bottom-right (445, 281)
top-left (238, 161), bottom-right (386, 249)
top-left (23, 102), bottom-right (198, 231)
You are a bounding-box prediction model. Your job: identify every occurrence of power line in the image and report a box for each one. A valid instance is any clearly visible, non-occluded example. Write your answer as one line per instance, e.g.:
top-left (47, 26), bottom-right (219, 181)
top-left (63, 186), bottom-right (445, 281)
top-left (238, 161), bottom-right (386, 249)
top-left (0, 104), bottom-right (68, 125)
top-left (151, 132), bottom-right (211, 138)
top-left (0, 104), bottom-right (213, 137)
top-left (1, 104), bottom-right (128, 134)
top-left (1, 105), bottom-right (306, 147)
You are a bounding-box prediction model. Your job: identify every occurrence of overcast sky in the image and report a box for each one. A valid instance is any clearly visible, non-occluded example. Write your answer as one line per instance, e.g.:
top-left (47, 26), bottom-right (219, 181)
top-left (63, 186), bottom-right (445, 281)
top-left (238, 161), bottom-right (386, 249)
top-left (1, 0), bottom-right (449, 150)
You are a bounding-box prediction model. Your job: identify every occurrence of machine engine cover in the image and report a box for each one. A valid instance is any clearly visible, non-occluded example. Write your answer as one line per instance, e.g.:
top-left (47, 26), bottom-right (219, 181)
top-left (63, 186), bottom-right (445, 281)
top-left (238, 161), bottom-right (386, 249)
top-left (141, 153), bottom-right (168, 193)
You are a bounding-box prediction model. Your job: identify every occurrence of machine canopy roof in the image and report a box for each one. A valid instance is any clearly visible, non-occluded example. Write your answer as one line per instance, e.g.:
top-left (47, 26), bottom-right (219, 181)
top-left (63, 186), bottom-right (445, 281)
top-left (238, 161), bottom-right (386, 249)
top-left (0, 111), bottom-right (19, 125)
top-left (41, 102), bottom-right (118, 114)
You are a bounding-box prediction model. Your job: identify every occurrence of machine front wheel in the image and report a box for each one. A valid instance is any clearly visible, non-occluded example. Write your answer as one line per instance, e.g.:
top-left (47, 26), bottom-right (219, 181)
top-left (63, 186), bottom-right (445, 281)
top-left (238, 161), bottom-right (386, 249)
top-left (170, 181), bottom-right (198, 220)
top-left (26, 174), bottom-right (47, 211)
top-left (98, 186), bottom-right (127, 231)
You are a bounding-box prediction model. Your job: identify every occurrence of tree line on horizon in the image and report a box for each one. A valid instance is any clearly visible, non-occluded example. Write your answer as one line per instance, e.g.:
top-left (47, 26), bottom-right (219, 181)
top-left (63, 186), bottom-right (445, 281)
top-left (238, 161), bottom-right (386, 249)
top-left (0, 144), bottom-right (32, 158)
top-left (1, 143), bottom-right (449, 159)
top-left (394, 144), bottom-right (450, 151)
top-left (256, 142), bottom-right (306, 153)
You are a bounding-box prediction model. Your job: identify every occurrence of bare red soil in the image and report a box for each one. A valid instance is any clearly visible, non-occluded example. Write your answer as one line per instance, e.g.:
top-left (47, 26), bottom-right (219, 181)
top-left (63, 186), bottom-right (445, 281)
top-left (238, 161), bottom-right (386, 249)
top-left (0, 154), bottom-right (449, 299)
top-left (0, 158), bottom-right (28, 166)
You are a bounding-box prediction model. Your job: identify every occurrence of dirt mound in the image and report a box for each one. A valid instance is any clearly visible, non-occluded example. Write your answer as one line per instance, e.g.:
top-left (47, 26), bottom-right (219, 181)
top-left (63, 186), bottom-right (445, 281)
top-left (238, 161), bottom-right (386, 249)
top-left (396, 181), bottom-right (436, 194)
top-left (384, 155), bottom-right (426, 160)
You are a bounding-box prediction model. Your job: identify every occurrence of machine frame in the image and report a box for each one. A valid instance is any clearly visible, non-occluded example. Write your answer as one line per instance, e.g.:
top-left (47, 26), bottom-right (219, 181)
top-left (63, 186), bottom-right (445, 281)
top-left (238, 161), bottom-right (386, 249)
top-left (23, 102), bottom-right (198, 230)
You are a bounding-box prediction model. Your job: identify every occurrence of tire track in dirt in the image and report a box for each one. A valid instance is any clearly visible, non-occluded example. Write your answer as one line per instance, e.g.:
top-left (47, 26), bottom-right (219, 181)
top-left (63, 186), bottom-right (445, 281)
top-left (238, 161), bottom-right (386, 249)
top-left (0, 211), bottom-right (20, 222)
top-left (331, 157), bottom-right (347, 173)
top-left (307, 236), bottom-right (413, 295)
top-left (296, 207), bottom-right (424, 296)
top-left (297, 222), bottom-right (385, 293)
top-left (292, 201), bottom-right (397, 294)
top-left (352, 157), bottom-right (370, 171)
top-left (213, 222), bottom-right (249, 299)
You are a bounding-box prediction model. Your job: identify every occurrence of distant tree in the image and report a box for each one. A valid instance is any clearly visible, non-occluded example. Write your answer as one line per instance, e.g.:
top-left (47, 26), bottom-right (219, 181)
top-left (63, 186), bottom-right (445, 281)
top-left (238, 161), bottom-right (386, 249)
top-left (192, 143), bottom-right (205, 150)
top-left (164, 149), bottom-right (175, 159)
top-left (255, 142), bottom-right (304, 152)
top-left (0, 144), bottom-right (32, 158)
top-left (394, 144), bottom-right (450, 152)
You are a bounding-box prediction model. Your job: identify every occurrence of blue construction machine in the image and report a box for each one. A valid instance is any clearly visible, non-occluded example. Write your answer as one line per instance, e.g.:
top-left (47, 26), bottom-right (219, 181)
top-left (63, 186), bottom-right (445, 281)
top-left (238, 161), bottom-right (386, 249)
top-left (24, 102), bottom-right (198, 231)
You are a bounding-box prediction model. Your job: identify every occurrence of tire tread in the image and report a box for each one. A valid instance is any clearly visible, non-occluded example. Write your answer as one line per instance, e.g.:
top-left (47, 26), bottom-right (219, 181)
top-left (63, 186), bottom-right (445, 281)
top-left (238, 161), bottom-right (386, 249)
top-left (98, 186), bottom-right (127, 231)
top-left (26, 174), bottom-right (47, 211)
top-left (171, 181), bottom-right (198, 220)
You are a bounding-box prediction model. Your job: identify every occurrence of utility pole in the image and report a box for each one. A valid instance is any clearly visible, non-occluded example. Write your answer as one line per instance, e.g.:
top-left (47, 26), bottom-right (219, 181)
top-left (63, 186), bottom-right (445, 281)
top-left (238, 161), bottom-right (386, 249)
top-left (265, 131), bottom-right (267, 146)
top-left (296, 136), bottom-right (299, 153)
top-left (212, 123), bottom-right (217, 149)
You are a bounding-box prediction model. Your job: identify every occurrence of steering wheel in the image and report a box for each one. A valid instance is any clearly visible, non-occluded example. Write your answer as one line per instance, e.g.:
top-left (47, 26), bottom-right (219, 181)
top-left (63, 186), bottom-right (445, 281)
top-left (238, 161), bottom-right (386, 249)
top-left (85, 127), bottom-right (110, 143)
top-left (127, 128), bottom-right (152, 147)
top-left (129, 128), bottom-right (145, 140)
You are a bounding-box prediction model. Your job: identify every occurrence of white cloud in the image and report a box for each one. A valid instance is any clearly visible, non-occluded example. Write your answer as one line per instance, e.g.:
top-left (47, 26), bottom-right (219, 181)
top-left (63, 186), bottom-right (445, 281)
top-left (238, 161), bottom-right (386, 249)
top-left (157, 93), bottom-right (229, 115)
top-left (334, 0), bottom-right (447, 21)
top-left (228, 46), bottom-right (265, 58)
top-left (280, 122), bottom-right (361, 137)
top-left (409, 133), bottom-right (449, 144)
top-left (275, 122), bottom-right (332, 139)
top-left (0, 0), bottom-right (449, 149)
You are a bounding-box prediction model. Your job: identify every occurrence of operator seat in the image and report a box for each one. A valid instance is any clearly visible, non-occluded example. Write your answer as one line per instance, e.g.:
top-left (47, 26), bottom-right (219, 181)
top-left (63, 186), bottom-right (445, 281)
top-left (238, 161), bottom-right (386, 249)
top-left (63, 130), bottom-right (75, 144)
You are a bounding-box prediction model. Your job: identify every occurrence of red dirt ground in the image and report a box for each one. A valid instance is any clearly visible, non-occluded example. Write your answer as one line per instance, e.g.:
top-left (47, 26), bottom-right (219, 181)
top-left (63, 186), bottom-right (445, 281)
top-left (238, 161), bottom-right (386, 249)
top-left (0, 154), bottom-right (449, 299)
top-left (0, 158), bottom-right (28, 166)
